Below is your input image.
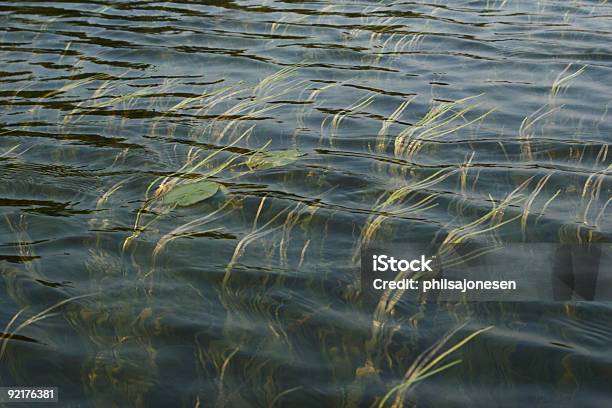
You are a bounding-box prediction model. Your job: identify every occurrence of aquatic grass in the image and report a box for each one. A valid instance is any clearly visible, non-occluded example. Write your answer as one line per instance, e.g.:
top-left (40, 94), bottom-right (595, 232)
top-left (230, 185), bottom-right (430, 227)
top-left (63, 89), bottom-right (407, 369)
top-left (521, 172), bottom-right (554, 240)
top-left (439, 202), bottom-right (522, 252)
top-left (294, 81), bottom-right (341, 140)
top-left (62, 72), bottom-right (129, 125)
top-left (580, 164), bottom-right (611, 229)
top-left (535, 188), bottom-right (562, 226)
top-left (395, 33), bottom-right (425, 54)
top-left (0, 292), bottom-right (98, 362)
top-left (550, 63), bottom-right (587, 101)
top-left (86, 86), bottom-right (162, 110)
top-left (378, 324), bottom-right (494, 408)
top-left (0, 144), bottom-right (21, 158)
top-left (0, 217), bottom-right (103, 386)
top-left (95, 179), bottom-right (129, 210)
top-left (152, 200), bottom-right (235, 260)
top-left (438, 177), bottom-right (533, 255)
top-left (162, 85), bottom-right (237, 120)
top-left (253, 65), bottom-right (302, 97)
top-left (597, 142), bottom-right (609, 162)
top-left (321, 94), bottom-right (376, 144)
top-left (208, 84), bottom-right (298, 144)
top-left (122, 129), bottom-right (252, 251)
top-left (270, 4), bottom-right (337, 36)
top-left (514, 63), bottom-right (588, 167)
top-left (376, 96), bottom-right (416, 152)
top-left (270, 386), bottom-right (303, 407)
top-left (368, 17), bottom-right (399, 48)
top-left (357, 167), bottom-right (460, 254)
top-left (215, 346), bottom-right (241, 407)
top-left (4, 4), bottom-right (611, 407)
top-left (361, 269), bottom-right (421, 384)
top-left (519, 104), bottom-right (563, 161)
top-left (373, 30), bottom-right (426, 65)
top-left (436, 242), bottom-right (504, 272)
top-left (65, 184), bottom-right (165, 407)
top-left (6, 54), bottom-right (608, 407)
top-left (41, 73), bottom-right (107, 99)
top-left (222, 197), bottom-right (290, 286)
top-left (358, 264), bottom-right (492, 406)
top-left (278, 203), bottom-right (315, 268)
top-left (151, 83), bottom-right (249, 142)
top-left (485, 0), bottom-right (510, 10)
top-left (458, 151), bottom-right (476, 196)
top-left (62, 74), bottom-right (175, 126)
top-left (3, 216), bottom-right (44, 282)
top-left (392, 95), bottom-right (493, 160)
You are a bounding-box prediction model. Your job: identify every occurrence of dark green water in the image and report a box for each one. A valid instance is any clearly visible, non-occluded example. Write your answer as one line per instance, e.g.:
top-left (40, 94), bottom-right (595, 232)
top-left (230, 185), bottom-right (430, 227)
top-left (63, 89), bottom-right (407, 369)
top-left (0, 1), bottom-right (611, 407)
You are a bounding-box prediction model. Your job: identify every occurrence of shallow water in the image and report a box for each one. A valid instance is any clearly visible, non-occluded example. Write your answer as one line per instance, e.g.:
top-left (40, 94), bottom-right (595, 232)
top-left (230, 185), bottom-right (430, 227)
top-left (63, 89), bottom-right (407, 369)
top-left (0, 1), bottom-right (611, 407)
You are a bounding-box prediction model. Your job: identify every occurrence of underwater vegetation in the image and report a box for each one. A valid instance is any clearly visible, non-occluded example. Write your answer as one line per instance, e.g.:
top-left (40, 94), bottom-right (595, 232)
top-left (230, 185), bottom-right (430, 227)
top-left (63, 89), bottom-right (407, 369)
top-left (0, 0), bottom-right (610, 407)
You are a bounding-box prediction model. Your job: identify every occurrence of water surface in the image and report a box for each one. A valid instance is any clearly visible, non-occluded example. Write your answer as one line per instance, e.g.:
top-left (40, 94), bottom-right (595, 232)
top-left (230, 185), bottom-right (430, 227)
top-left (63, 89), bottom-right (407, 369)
top-left (0, 1), bottom-right (611, 407)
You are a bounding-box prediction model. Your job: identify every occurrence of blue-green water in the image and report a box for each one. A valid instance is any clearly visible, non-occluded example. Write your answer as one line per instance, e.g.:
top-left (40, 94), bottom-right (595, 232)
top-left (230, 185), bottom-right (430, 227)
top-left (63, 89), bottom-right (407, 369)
top-left (0, 1), bottom-right (611, 407)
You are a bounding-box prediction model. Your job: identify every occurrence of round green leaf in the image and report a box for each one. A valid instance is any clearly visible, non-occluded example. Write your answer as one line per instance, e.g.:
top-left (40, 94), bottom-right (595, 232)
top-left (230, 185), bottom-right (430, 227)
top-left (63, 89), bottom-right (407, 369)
top-left (247, 149), bottom-right (301, 170)
top-left (161, 179), bottom-right (219, 207)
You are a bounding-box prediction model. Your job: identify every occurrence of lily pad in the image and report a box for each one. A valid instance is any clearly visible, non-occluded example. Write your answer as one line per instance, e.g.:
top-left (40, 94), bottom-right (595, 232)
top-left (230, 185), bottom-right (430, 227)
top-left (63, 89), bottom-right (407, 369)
top-left (247, 149), bottom-right (301, 170)
top-left (161, 179), bottom-right (219, 207)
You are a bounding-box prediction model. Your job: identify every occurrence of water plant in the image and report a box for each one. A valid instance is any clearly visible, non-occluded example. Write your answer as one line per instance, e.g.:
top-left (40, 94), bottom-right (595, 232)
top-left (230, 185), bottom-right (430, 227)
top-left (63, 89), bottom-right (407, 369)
top-left (1, 11), bottom-right (610, 403)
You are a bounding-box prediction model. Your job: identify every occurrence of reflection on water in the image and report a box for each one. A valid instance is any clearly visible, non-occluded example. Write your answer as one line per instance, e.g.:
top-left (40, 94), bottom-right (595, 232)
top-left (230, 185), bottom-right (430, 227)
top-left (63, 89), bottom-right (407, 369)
top-left (0, 0), bottom-right (611, 406)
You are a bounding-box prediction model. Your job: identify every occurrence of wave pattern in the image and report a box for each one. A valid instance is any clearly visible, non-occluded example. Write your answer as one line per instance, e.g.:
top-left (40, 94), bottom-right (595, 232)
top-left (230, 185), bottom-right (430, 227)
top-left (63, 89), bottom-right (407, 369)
top-left (0, 1), bottom-right (611, 407)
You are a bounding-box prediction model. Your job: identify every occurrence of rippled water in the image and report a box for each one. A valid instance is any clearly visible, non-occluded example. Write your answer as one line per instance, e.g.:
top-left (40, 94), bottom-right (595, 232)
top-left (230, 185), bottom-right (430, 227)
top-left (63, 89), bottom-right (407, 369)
top-left (1, 1), bottom-right (611, 407)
